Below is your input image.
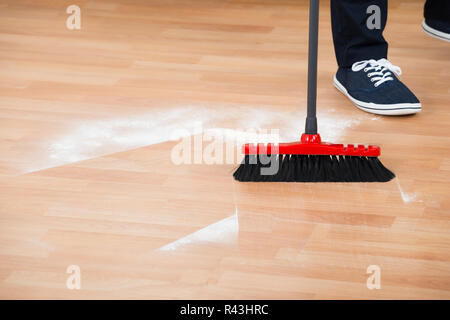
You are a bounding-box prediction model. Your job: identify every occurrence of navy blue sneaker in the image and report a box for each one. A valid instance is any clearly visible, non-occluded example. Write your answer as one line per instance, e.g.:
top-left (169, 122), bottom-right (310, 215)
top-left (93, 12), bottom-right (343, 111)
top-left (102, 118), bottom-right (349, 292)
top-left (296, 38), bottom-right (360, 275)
top-left (422, 19), bottom-right (450, 42)
top-left (334, 59), bottom-right (421, 115)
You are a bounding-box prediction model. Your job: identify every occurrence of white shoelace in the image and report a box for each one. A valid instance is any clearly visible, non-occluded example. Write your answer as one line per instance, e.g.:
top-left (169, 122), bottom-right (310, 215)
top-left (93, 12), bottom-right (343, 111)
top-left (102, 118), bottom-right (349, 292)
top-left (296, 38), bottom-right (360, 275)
top-left (351, 58), bottom-right (402, 87)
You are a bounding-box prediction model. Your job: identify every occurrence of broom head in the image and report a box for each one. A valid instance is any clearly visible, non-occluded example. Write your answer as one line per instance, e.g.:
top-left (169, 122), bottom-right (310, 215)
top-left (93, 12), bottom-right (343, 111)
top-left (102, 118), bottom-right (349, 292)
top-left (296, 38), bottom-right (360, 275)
top-left (233, 134), bottom-right (395, 182)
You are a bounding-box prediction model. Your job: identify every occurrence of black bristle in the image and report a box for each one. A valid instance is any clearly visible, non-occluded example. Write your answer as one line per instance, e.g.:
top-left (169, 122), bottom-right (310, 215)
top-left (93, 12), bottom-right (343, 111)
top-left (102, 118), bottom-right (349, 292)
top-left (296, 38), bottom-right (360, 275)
top-left (233, 154), bottom-right (395, 183)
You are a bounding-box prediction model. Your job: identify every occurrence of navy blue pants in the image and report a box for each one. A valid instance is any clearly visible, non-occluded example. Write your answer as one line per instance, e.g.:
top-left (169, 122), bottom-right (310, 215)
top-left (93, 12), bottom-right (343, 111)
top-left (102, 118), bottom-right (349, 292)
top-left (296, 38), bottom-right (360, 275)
top-left (331, 0), bottom-right (450, 67)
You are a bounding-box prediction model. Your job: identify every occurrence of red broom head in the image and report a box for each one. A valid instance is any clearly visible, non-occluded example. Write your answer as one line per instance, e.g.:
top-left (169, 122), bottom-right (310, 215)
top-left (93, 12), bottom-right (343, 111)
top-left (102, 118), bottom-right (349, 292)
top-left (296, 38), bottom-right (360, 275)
top-left (234, 133), bottom-right (394, 182)
top-left (243, 134), bottom-right (381, 157)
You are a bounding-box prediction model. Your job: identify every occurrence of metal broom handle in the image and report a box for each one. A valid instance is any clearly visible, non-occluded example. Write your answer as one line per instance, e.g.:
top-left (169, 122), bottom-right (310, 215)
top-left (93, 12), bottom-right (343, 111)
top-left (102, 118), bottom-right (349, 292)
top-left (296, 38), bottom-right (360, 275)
top-left (305, 0), bottom-right (319, 135)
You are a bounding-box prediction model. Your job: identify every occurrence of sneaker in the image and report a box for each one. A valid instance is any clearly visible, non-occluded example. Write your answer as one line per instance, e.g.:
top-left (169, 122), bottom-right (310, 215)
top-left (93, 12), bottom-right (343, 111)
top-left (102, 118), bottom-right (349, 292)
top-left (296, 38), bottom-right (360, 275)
top-left (422, 19), bottom-right (450, 42)
top-left (333, 59), bottom-right (421, 116)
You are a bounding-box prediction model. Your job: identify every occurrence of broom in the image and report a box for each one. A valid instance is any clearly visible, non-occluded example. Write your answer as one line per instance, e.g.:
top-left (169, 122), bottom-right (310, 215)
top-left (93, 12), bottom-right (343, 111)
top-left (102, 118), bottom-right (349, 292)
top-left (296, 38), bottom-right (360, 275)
top-left (233, 0), bottom-right (395, 183)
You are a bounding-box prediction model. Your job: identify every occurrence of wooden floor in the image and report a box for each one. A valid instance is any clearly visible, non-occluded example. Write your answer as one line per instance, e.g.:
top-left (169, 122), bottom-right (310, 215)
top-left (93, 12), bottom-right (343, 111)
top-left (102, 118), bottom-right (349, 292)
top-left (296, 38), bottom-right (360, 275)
top-left (1, 0), bottom-right (449, 299)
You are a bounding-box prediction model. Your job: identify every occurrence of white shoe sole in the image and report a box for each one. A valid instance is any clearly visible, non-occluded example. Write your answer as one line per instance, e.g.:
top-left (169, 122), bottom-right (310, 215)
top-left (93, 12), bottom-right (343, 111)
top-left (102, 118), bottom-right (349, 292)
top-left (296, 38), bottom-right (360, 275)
top-left (333, 76), bottom-right (422, 116)
top-left (422, 20), bottom-right (450, 43)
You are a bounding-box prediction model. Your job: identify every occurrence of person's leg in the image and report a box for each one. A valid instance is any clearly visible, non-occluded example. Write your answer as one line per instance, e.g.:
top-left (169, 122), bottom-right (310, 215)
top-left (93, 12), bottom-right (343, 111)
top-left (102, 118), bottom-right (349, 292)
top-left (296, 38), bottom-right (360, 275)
top-left (330, 0), bottom-right (388, 68)
top-left (423, 0), bottom-right (450, 41)
top-left (330, 0), bottom-right (421, 115)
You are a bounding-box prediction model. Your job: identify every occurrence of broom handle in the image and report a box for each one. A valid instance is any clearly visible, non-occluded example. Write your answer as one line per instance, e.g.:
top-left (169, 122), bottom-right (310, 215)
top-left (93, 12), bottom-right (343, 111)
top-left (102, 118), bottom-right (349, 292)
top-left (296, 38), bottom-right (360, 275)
top-left (305, 0), bottom-right (319, 135)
